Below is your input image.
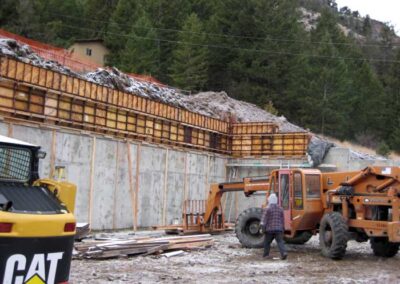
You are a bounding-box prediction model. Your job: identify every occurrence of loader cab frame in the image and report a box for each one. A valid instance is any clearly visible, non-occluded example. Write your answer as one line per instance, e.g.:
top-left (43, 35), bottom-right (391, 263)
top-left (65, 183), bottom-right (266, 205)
top-left (269, 169), bottom-right (324, 236)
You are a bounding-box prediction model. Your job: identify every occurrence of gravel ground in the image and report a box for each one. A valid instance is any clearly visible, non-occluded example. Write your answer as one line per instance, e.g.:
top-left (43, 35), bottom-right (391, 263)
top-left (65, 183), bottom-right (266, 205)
top-left (70, 232), bottom-right (400, 284)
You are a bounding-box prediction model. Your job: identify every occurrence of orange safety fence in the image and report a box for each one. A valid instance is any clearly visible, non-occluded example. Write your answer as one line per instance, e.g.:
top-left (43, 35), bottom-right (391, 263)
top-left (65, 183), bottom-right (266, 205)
top-left (0, 29), bottom-right (165, 85)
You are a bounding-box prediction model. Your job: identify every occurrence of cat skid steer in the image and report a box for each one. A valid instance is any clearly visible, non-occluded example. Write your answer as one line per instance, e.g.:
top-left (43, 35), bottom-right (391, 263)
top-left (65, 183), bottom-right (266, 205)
top-left (0, 135), bottom-right (76, 284)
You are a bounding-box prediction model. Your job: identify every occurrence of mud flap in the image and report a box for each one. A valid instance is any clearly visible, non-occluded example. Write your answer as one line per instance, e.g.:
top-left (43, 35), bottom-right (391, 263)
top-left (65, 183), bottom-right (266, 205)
top-left (0, 236), bottom-right (74, 284)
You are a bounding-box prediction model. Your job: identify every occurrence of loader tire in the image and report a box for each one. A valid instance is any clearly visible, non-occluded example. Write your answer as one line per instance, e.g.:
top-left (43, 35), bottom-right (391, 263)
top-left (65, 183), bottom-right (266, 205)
top-left (284, 231), bottom-right (313, 245)
top-left (319, 212), bottom-right (348, 259)
top-left (235, 207), bottom-right (264, 248)
top-left (370, 237), bottom-right (399, 257)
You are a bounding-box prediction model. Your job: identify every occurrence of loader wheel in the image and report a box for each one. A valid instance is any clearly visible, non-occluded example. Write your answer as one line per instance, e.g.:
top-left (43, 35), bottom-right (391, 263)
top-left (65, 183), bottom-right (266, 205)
top-left (319, 212), bottom-right (348, 259)
top-left (235, 207), bottom-right (264, 248)
top-left (284, 231), bottom-right (313, 245)
top-left (370, 237), bottom-right (399, 257)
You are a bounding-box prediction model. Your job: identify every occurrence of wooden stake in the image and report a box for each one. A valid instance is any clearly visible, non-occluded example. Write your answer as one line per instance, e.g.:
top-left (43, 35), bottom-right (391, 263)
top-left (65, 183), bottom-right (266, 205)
top-left (49, 130), bottom-right (56, 178)
top-left (88, 136), bottom-right (96, 228)
top-left (183, 152), bottom-right (188, 226)
top-left (127, 142), bottom-right (135, 230)
top-left (134, 143), bottom-right (141, 231)
top-left (112, 142), bottom-right (120, 230)
top-left (162, 149), bottom-right (169, 225)
top-left (7, 122), bottom-right (13, 137)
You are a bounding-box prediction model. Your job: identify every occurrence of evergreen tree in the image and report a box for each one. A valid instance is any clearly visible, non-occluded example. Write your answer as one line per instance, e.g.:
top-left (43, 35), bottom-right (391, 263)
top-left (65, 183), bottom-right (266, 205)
top-left (120, 13), bottom-right (160, 76)
top-left (170, 13), bottom-right (208, 91)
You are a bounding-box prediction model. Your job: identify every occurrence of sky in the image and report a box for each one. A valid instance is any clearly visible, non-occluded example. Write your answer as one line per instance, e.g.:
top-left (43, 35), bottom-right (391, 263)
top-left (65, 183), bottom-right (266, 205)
top-left (335, 0), bottom-right (400, 34)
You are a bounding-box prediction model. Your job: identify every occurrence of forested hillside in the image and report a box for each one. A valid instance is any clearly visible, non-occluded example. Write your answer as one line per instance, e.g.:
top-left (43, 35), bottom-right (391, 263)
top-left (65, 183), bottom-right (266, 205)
top-left (1, 0), bottom-right (399, 154)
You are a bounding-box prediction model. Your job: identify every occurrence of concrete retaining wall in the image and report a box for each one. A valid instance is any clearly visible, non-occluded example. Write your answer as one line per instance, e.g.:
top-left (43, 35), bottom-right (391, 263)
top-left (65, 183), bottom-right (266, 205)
top-left (0, 120), bottom-right (226, 230)
top-left (323, 147), bottom-right (400, 171)
top-left (3, 119), bottom-right (399, 230)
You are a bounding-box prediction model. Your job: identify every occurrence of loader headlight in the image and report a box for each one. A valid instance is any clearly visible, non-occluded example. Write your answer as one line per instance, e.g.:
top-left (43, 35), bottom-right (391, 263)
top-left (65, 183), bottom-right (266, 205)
top-left (37, 150), bottom-right (47, 159)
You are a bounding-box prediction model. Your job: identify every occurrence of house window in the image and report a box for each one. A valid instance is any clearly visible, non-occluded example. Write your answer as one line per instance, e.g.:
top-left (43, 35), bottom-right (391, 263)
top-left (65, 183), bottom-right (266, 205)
top-left (86, 48), bottom-right (92, 56)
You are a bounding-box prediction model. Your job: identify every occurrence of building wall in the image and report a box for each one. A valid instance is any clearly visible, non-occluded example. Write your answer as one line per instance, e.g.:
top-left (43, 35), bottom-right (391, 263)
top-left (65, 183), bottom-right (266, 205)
top-left (69, 42), bottom-right (109, 66)
top-left (323, 147), bottom-right (400, 171)
top-left (0, 120), bottom-right (226, 230)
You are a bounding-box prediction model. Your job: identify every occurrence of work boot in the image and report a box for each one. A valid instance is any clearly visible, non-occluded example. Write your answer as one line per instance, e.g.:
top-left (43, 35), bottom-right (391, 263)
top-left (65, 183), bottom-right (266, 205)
top-left (280, 254), bottom-right (287, 260)
top-left (263, 254), bottom-right (273, 259)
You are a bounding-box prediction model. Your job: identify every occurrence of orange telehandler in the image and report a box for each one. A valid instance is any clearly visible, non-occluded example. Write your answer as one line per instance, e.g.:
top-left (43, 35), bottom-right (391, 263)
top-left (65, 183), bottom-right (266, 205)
top-left (166, 166), bottom-right (400, 259)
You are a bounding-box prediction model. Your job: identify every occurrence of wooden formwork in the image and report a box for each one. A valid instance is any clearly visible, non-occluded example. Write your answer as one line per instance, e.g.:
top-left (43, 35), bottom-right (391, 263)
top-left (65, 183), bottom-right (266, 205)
top-left (231, 122), bottom-right (278, 135)
top-left (0, 55), bottom-right (310, 158)
top-left (0, 80), bottom-right (229, 154)
top-left (0, 56), bottom-right (228, 133)
top-left (231, 132), bottom-right (310, 157)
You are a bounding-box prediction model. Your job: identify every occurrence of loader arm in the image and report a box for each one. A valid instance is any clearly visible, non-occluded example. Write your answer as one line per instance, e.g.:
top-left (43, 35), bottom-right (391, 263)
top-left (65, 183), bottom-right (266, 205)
top-left (203, 177), bottom-right (270, 226)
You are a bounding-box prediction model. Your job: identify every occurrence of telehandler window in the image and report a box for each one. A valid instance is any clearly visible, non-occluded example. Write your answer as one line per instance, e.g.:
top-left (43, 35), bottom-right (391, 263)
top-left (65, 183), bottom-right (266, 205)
top-left (293, 173), bottom-right (303, 209)
top-left (280, 174), bottom-right (289, 209)
top-left (305, 174), bottom-right (321, 198)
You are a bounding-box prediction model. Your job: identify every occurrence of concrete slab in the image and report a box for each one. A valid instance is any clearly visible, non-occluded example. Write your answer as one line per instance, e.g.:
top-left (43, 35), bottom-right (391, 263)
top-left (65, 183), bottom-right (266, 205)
top-left (186, 153), bottom-right (208, 200)
top-left (91, 138), bottom-right (117, 230)
top-left (113, 141), bottom-right (136, 229)
top-left (0, 121), bottom-right (8, 136)
top-left (165, 150), bottom-right (186, 225)
top-left (137, 146), bottom-right (166, 227)
top-left (55, 132), bottom-right (93, 223)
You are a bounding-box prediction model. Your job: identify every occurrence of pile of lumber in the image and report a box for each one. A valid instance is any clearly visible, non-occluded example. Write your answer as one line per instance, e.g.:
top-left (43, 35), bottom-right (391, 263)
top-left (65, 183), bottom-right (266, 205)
top-left (74, 234), bottom-right (213, 259)
top-left (75, 223), bottom-right (90, 241)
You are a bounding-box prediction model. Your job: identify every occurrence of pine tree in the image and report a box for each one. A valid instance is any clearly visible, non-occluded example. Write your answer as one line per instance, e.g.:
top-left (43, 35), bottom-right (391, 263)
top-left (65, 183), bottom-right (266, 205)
top-left (120, 14), bottom-right (160, 76)
top-left (169, 13), bottom-right (208, 91)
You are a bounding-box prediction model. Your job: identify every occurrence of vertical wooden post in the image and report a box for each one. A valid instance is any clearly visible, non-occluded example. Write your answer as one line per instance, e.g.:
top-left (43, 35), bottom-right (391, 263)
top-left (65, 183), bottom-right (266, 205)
top-left (162, 149), bottom-right (169, 225)
top-left (7, 123), bottom-right (13, 137)
top-left (112, 141), bottom-right (120, 230)
top-left (88, 136), bottom-right (96, 228)
top-left (134, 143), bottom-right (141, 231)
top-left (49, 130), bottom-right (56, 178)
top-left (222, 159), bottom-right (229, 210)
top-left (127, 142), bottom-right (135, 230)
top-left (205, 155), bottom-right (210, 198)
top-left (235, 192), bottom-right (239, 219)
top-left (183, 152), bottom-right (189, 226)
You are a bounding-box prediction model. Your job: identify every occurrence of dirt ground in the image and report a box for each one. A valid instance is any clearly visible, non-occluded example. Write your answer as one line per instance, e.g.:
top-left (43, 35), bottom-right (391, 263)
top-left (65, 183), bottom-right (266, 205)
top-left (70, 232), bottom-right (400, 284)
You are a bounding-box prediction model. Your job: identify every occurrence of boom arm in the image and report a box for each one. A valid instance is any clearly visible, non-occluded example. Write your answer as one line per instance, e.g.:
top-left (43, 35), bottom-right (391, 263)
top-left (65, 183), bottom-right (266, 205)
top-left (203, 177), bottom-right (270, 226)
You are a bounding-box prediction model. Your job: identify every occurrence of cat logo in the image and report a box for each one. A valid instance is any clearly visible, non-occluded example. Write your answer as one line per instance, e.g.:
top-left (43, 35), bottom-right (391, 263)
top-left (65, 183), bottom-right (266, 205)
top-left (2, 252), bottom-right (63, 284)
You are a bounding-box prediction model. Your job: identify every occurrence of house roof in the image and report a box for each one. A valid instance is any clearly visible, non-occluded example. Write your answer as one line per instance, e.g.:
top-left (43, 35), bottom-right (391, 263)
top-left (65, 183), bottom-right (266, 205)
top-left (73, 39), bottom-right (105, 44)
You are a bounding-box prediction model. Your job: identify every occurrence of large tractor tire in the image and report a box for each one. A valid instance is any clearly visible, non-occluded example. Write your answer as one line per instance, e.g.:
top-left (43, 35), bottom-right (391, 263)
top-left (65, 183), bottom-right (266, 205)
top-left (319, 212), bottom-right (348, 259)
top-left (235, 207), bottom-right (264, 248)
top-left (370, 237), bottom-right (399, 257)
top-left (284, 231), bottom-right (313, 245)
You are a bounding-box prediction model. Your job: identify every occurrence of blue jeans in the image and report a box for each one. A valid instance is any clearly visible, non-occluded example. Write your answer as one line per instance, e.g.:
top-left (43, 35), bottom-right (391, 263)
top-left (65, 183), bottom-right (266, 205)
top-left (263, 231), bottom-right (287, 257)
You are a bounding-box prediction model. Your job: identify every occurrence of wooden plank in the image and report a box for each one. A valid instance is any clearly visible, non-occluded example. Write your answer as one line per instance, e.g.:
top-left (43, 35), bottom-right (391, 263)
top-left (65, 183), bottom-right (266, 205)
top-left (88, 136), bottom-right (96, 228)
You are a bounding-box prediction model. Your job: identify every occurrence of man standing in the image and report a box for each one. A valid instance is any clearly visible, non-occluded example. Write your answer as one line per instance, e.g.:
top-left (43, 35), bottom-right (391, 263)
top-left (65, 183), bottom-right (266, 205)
top-left (260, 193), bottom-right (287, 260)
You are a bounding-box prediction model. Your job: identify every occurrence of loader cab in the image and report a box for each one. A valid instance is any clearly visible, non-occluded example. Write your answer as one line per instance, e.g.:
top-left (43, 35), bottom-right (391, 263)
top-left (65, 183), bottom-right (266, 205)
top-left (269, 169), bottom-right (324, 237)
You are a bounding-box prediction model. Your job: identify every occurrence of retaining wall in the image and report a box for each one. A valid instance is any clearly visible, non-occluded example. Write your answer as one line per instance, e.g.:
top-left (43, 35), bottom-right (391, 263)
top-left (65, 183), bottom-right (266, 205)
top-left (0, 119), bottom-right (226, 230)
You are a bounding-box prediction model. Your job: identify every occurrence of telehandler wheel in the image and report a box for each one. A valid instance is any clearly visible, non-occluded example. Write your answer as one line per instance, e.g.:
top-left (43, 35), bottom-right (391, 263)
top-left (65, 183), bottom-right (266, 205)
top-left (319, 212), bottom-right (348, 259)
top-left (235, 207), bottom-right (264, 248)
top-left (370, 237), bottom-right (399, 257)
top-left (284, 231), bottom-right (313, 244)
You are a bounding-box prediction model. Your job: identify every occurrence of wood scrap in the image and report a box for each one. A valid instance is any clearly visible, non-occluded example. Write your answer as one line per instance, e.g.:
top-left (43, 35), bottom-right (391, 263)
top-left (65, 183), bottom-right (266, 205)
top-left (75, 223), bottom-right (90, 241)
top-left (74, 234), bottom-right (213, 260)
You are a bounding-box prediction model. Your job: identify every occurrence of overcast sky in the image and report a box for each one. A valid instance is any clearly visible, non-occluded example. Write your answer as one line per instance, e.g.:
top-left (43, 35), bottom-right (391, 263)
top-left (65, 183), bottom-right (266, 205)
top-left (335, 0), bottom-right (400, 34)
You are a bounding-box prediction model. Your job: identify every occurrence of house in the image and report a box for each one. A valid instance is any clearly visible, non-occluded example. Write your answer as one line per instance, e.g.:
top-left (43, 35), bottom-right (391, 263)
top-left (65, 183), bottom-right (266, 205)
top-left (68, 39), bottom-right (110, 67)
